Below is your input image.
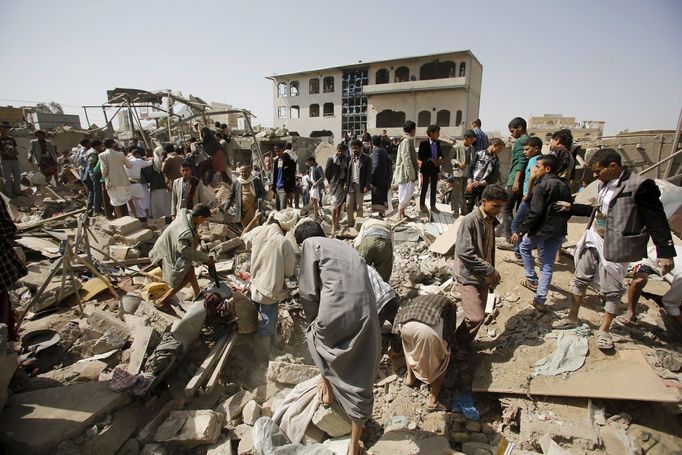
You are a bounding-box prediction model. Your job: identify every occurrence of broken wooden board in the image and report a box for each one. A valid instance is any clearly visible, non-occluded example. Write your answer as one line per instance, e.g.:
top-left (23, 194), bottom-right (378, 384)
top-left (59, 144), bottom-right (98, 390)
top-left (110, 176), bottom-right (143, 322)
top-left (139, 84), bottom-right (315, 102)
top-left (204, 331), bottom-right (238, 394)
top-left (16, 237), bottom-right (61, 258)
top-left (473, 348), bottom-right (679, 403)
top-left (81, 278), bottom-right (109, 301)
top-left (127, 325), bottom-right (153, 374)
top-left (429, 216), bottom-right (464, 255)
top-left (184, 334), bottom-right (229, 399)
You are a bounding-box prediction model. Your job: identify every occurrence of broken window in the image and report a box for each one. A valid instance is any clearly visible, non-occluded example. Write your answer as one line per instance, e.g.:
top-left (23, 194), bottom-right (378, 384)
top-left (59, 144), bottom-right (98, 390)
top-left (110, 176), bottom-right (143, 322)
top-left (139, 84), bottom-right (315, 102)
top-left (437, 110), bottom-right (451, 127)
top-left (418, 110), bottom-right (431, 127)
top-left (323, 103), bottom-right (334, 117)
top-left (459, 62), bottom-right (466, 77)
top-left (323, 76), bottom-right (335, 93)
top-left (290, 81), bottom-right (299, 96)
top-left (278, 106), bottom-right (287, 118)
top-left (277, 82), bottom-right (288, 97)
top-left (455, 110), bottom-right (462, 126)
top-left (395, 66), bottom-right (409, 82)
top-left (290, 105), bottom-right (300, 119)
top-left (309, 78), bottom-right (320, 94)
top-left (419, 60), bottom-right (456, 80)
top-left (376, 109), bottom-right (406, 128)
top-left (375, 69), bottom-right (389, 84)
top-left (309, 104), bottom-right (320, 117)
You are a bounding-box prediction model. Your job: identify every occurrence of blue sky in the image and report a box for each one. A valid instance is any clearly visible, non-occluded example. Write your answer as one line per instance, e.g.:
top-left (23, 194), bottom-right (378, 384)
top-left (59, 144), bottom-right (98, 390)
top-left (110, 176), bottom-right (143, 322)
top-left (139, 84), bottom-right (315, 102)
top-left (1, 0), bottom-right (680, 136)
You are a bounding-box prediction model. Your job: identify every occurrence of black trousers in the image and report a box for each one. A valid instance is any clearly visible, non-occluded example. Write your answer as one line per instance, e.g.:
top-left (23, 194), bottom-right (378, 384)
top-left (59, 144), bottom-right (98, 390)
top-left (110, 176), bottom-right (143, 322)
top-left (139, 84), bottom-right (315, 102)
top-left (419, 171), bottom-right (438, 207)
top-left (503, 185), bottom-right (522, 238)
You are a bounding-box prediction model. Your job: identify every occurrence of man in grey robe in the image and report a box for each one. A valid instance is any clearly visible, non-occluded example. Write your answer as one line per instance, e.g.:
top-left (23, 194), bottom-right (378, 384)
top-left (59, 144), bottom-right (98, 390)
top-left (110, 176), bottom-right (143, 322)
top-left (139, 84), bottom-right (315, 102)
top-left (294, 220), bottom-right (381, 455)
top-left (149, 204), bottom-right (215, 308)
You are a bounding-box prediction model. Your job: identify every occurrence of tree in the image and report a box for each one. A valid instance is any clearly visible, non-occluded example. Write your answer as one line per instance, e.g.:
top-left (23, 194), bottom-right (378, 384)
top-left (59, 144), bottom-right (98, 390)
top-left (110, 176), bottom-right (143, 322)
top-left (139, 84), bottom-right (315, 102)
top-left (33, 102), bottom-right (64, 114)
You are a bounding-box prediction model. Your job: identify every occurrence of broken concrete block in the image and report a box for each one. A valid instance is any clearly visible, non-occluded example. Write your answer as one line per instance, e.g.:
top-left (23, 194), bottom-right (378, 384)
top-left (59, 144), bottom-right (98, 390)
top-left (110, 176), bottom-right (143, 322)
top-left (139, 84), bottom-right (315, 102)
top-left (214, 238), bottom-right (244, 254)
top-left (242, 400), bottom-right (262, 426)
top-left (266, 360), bottom-right (319, 385)
top-left (86, 404), bottom-right (143, 455)
top-left (0, 381), bottom-right (131, 454)
top-left (218, 390), bottom-right (255, 419)
top-left (73, 359), bottom-right (108, 381)
top-left (370, 429), bottom-right (451, 455)
top-left (312, 403), bottom-right (352, 437)
top-left (155, 410), bottom-right (223, 447)
top-left (237, 429), bottom-right (254, 455)
top-left (106, 216), bottom-right (143, 235)
top-left (461, 441), bottom-right (494, 455)
top-left (92, 326), bottom-right (129, 354)
top-left (232, 423), bottom-right (252, 440)
top-left (421, 411), bottom-right (448, 435)
top-left (109, 245), bottom-right (140, 260)
top-left (119, 228), bottom-right (154, 246)
top-left (303, 423), bottom-right (327, 444)
top-left (206, 437), bottom-right (235, 455)
top-left (87, 310), bottom-right (131, 338)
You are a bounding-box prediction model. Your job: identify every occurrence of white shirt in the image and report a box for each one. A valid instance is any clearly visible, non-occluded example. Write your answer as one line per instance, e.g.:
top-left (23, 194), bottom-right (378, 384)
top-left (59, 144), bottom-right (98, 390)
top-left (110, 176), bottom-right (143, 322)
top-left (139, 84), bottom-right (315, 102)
top-left (125, 156), bottom-right (152, 180)
top-left (351, 155), bottom-right (361, 184)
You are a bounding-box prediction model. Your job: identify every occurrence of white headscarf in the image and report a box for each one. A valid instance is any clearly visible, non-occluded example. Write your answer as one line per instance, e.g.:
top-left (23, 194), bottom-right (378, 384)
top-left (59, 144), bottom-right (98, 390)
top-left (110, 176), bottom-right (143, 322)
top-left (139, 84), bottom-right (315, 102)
top-left (153, 146), bottom-right (164, 173)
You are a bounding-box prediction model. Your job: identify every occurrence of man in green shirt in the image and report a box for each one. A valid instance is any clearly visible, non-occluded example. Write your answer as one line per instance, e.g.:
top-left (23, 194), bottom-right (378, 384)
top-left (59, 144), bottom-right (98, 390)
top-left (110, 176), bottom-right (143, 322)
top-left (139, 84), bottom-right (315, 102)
top-left (503, 117), bottom-right (529, 243)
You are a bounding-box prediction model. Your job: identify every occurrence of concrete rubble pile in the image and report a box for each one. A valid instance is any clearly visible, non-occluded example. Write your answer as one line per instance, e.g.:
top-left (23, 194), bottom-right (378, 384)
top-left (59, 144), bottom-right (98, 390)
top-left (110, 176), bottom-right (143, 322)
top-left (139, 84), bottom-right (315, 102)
top-left (1, 170), bottom-right (682, 455)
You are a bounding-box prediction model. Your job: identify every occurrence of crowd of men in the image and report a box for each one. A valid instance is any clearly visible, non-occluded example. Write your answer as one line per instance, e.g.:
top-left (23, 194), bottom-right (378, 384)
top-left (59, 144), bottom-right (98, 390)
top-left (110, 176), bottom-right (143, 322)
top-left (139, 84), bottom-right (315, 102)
top-left (0, 116), bottom-right (679, 455)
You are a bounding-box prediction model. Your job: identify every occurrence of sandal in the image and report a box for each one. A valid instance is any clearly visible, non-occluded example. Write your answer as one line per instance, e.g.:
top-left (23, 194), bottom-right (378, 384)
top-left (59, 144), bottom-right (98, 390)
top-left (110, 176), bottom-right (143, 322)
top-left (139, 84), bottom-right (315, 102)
top-left (616, 315), bottom-right (638, 327)
top-left (530, 300), bottom-right (547, 313)
top-left (596, 331), bottom-right (614, 351)
top-left (520, 278), bottom-right (538, 292)
top-left (552, 317), bottom-right (579, 329)
top-left (504, 256), bottom-right (524, 266)
top-left (424, 402), bottom-right (447, 412)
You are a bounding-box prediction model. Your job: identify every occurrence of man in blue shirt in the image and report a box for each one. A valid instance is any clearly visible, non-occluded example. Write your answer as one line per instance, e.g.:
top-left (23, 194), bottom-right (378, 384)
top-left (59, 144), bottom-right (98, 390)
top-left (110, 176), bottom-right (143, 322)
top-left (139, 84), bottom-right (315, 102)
top-left (470, 119), bottom-right (489, 152)
top-left (271, 143), bottom-right (296, 211)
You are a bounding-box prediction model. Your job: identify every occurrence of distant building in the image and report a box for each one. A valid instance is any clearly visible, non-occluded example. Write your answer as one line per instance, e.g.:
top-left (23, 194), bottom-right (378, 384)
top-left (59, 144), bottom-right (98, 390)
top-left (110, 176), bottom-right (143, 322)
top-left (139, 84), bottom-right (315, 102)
top-left (528, 114), bottom-right (605, 142)
top-left (0, 106), bottom-right (25, 126)
top-left (26, 111), bottom-right (81, 130)
top-left (267, 50), bottom-right (483, 141)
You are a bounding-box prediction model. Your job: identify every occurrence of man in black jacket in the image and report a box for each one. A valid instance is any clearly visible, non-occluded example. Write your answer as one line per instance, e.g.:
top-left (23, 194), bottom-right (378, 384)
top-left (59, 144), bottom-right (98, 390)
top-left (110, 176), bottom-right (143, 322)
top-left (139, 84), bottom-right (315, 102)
top-left (272, 143), bottom-right (296, 210)
top-left (370, 135), bottom-right (391, 216)
top-left (511, 155), bottom-right (572, 311)
top-left (418, 125), bottom-right (443, 213)
top-left (346, 139), bottom-right (372, 227)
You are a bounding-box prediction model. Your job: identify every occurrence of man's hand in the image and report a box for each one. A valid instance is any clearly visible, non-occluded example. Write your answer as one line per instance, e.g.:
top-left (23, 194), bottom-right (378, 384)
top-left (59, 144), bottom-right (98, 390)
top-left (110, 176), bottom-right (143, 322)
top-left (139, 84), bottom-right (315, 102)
top-left (523, 194), bottom-right (531, 202)
top-left (466, 183), bottom-right (474, 193)
top-left (658, 258), bottom-right (674, 276)
top-left (553, 201), bottom-right (571, 212)
top-left (488, 270), bottom-right (501, 287)
top-left (511, 233), bottom-right (521, 244)
top-left (512, 181), bottom-right (521, 194)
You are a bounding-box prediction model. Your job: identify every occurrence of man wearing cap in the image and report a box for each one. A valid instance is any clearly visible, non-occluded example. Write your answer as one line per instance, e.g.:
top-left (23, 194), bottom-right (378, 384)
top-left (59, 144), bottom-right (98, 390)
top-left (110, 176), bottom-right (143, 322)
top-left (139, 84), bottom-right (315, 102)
top-left (149, 203), bottom-right (215, 309)
top-left (272, 144), bottom-right (296, 210)
top-left (28, 130), bottom-right (59, 185)
top-left (242, 213), bottom-right (296, 360)
top-left (0, 122), bottom-right (21, 197)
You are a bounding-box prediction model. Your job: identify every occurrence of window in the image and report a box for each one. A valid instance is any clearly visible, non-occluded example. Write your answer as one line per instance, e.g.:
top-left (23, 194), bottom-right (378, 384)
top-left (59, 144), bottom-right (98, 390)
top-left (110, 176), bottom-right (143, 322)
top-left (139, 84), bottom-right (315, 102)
top-left (459, 62), bottom-right (466, 77)
top-left (418, 110), bottom-right (431, 127)
top-left (437, 110), bottom-right (451, 127)
top-left (277, 106), bottom-right (287, 118)
top-left (277, 82), bottom-right (287, 97)
top-left (309, 104), bottom-right (319, 118)
top-left (419, 60), bottom-right (456, 80)
top-left (323, 103), bottom-right (334, 117)
top-left (375, 68), bottom-right (389, 84)
top-left (309, 78), bottom-right (319, 94)
top-left (376, 109), bottom-right (406, 128)
top-left (395, 66), bottom-right (409, 82)
top-left (323, 76), bottom-right (334, 93)
top-left (455, 110), bottom-right (462, 126)
top-left (290, 81), bottom-right (299, 96)
top-left (290, 105), bottom-right (300, 119)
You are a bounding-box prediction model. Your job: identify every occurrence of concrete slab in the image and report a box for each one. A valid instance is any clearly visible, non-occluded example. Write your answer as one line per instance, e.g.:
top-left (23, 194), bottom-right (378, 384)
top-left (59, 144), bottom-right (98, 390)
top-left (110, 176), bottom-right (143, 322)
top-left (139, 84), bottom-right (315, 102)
top-left (0, 381), bottom-right (131, 454)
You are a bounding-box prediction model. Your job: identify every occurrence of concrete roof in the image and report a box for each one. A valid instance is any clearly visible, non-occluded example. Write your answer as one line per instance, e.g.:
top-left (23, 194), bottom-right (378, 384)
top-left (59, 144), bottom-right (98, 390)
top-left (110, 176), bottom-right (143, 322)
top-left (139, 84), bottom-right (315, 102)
top-left (266, 49), bottom-right (482, 80)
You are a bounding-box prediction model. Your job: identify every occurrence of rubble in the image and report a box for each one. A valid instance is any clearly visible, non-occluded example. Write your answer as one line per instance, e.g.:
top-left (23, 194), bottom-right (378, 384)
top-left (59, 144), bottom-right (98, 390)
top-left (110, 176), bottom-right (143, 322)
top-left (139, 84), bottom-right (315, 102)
top-left (312, 403), bottom-right (353, 437)
top-left (154, 410), bottom-right (223, 446)
top-left (266, 358), bottom-right (320, 385)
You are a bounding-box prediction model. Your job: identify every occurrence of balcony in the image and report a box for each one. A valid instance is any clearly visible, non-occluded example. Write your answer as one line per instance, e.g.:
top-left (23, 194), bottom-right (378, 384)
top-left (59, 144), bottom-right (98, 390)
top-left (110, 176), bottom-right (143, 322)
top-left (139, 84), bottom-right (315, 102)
top-left (363, 77), bottom-right (466, 95)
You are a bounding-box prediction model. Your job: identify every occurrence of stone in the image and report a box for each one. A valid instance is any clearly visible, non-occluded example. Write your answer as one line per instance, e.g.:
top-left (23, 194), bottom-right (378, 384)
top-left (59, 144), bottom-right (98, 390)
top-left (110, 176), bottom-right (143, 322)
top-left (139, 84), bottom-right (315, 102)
top-left (461, 441), bottom-right (494, 455)
top-left (369, 429), bottom-right (450, 454)
top-left (120, 229), bottom-right (154, 246)
top-left (421, 411), bottom-right (447, 434)
top-left (303, 423), bottom-right (327, 444)
top-left (218, 390), bottom-right (255, 419)
top-left (453, 432), bottom-right (469, 443)
top-left (0, 381), bottom-right (131, 454)
top-left (469, 433), bottom-right (489, 443)
top-left (312, 403), bottom-right (352, 438)
top-left (91, 326), bottom-right (129, 354)
top-left (465, 421), bottom-right (482, 432)
top-left (86, 404), bottom-right (143, 455)
top-left (232, 424), bottom-right (252, 440)
top-left (140, 443), bottom-right (167, 455)
top-left (155, 410), bottom-right (223, 446)
top-left (242, 400), bottom-right (262, 426)
top-left (214, 238), bottom-right (245, 254)
top-left (106, 216), bottom-right (143, 235)
top-left (86, 310), bottom-right (131, 338)
top-left (237, 429), bottom-right (254, 455)
top-left (266, 360), bottom-right (319, 385)
top-left (73, 359), bottom-right (108, 381)
top-left (207, 437), bottom-right (235, 455)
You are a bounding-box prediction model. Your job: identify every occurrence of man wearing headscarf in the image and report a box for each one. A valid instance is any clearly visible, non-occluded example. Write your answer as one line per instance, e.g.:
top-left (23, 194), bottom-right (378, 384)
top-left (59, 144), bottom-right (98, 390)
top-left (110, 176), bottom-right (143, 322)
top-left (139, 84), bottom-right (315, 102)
top-left (142, 146), bottom-right (172, 218)
top-left (294, 220), bottom-right (380, 455)
top-left (224, 164), bottom-right (266, 229)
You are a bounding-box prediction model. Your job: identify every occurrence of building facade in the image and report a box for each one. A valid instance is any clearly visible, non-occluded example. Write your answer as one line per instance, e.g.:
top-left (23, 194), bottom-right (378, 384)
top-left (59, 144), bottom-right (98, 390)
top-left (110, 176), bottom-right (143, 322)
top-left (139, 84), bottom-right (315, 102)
top-left (268, 50), bottom-right (483, 142)
top-left (528, 114), bottom-right (605, 142)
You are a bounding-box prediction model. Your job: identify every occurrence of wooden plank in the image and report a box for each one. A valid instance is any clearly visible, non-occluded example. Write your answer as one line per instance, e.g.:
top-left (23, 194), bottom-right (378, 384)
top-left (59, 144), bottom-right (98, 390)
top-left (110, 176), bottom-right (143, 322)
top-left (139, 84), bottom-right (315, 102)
top-left (429, 216), bottom-right (464, 255)
top-left (473, 349), bottom-right (678, 403)
top-left (81, 278), bottom-right (109, 301)
top-left (15, 237), bottom-right (61, 258)
top-left (204, 332), bottom-right (238, 394)
top-left (184, 334), bottom-right (229, 399)
top-left (17, 208), bottom-right (87, 232)
top-left (127, 325), bottom-right (153, 374)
